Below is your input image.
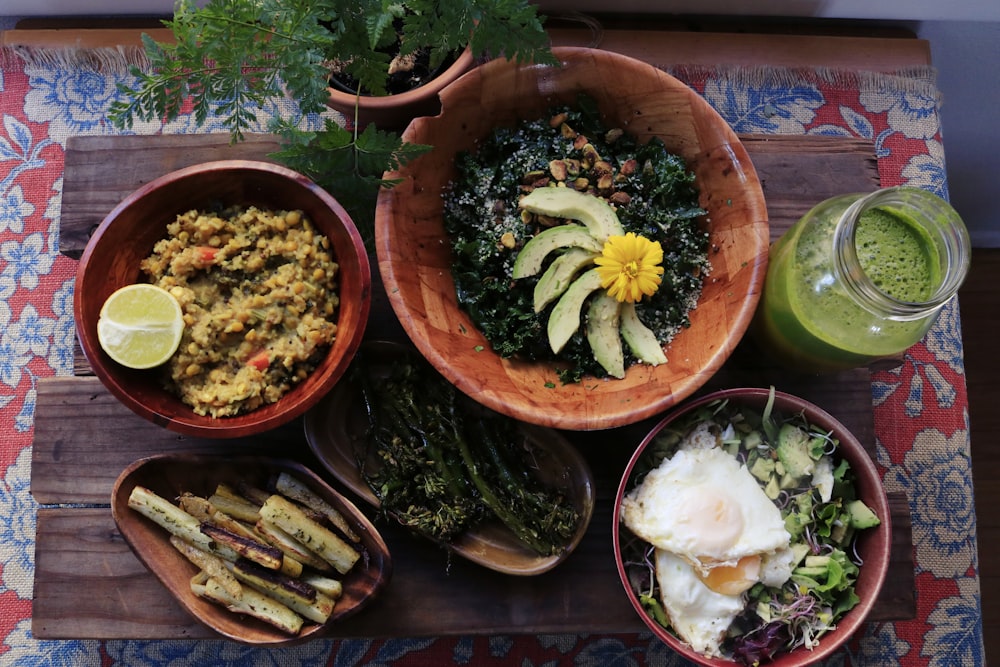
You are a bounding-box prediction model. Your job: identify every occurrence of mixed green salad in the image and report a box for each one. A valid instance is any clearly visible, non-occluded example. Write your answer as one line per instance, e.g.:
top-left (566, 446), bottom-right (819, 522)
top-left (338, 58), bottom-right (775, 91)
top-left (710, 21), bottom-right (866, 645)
top-left (621, 392), bottom-right (882, 664)
top-left (442, 95), bottom-right (710, 383)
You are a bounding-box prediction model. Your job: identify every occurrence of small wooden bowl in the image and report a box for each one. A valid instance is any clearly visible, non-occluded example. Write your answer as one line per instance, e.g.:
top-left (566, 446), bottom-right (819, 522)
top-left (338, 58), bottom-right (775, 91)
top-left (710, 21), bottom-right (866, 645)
top-left (375, 47), bottom-right (769, 431)
top-left (326, 47), bottom-right (475, 130)
top-left (304, 341), bottom-right (596, 575)
top-left (111, 454), bottom-right (391, 645)
top-left (75, 160), bottom-right (371, 438)
top-left (613, 388), bottom-right (891, 666)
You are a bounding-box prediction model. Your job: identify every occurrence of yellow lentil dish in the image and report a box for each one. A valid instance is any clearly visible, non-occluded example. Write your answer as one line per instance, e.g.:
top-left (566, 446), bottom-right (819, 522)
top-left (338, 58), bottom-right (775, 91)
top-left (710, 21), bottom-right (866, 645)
top-left (140, 206), bottom-right (339, 417)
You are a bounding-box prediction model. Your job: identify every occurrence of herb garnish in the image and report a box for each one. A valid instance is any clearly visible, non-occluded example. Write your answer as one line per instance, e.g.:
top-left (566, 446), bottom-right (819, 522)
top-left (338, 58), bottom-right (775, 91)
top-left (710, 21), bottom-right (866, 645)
top-left (353, 348), bottom-right (580, 555)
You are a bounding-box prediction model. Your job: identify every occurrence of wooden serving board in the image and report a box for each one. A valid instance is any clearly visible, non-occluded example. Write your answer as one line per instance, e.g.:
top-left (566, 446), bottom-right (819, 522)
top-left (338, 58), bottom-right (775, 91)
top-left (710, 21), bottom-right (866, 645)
top-left (31, 132), bottom-right (914, 640)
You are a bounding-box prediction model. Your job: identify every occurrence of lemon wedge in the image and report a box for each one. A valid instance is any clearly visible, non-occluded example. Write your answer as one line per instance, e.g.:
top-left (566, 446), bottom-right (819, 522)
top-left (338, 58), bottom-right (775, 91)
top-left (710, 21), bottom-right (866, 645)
top-left (97, 284), bottom-right (184, 369)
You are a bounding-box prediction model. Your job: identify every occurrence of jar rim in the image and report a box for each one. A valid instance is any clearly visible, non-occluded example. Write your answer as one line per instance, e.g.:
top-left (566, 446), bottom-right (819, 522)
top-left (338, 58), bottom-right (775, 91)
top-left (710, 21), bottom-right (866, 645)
top-left (833, 186), bottom-right (970, 321)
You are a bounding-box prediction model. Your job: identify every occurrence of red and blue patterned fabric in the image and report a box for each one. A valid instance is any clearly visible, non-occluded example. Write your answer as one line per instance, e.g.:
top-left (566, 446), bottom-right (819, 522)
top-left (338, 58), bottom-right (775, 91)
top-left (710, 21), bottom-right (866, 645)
top-left (0, 50), bottom-right (981, 666)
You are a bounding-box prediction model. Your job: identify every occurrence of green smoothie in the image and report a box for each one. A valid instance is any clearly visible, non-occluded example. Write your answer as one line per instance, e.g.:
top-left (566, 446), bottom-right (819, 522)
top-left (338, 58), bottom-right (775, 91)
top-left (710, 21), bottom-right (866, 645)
top-left (755, 202), bottom-right (942, 372)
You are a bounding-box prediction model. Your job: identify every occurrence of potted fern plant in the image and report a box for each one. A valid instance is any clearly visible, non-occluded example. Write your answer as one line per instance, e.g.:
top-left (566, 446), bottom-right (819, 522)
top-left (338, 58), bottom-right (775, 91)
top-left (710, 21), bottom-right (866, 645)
top-left (110, 0), bottom-right (556, 235)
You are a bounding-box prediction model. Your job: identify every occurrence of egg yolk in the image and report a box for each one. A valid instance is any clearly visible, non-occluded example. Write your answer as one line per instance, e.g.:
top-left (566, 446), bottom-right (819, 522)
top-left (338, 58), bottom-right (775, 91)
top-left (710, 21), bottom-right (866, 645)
top-left (698, 555), bottom-right (762, 596)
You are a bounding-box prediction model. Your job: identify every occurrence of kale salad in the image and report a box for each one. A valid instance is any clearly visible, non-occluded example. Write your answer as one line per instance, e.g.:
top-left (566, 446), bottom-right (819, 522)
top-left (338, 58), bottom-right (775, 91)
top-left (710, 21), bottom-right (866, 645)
top-left (442, 95), bottom-right (710, 383)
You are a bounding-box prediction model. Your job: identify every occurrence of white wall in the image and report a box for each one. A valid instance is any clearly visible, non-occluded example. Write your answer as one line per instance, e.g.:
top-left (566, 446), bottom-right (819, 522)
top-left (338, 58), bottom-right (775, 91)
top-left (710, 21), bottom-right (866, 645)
top-left (916, 21), bottom-right (1000, 247)
top-left (5, 0), bottom-right (1000, 21)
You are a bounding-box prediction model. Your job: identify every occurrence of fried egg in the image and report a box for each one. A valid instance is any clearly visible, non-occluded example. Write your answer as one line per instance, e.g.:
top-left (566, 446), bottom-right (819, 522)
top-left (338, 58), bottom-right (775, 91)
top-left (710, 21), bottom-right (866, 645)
top-left (654, 549), bottom-right (746, 657)
top-left (622, 443), bottom-right (795, 656)
top-left (621, 445), bottom-right (790, 572)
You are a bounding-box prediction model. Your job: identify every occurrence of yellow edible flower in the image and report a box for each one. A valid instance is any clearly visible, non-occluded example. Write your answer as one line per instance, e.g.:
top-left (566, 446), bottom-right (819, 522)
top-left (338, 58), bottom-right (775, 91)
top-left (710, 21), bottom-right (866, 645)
top-left (594, 232), bottom-right (664, 303)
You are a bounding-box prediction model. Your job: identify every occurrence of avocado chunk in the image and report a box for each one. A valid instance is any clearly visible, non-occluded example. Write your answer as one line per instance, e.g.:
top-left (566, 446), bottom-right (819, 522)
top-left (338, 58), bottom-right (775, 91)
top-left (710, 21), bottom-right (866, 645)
top-left (748, 454), bottom-right (776, 483)
top-left (619, 302), bottom-right (668, 366)
top-left (846, 499), bottom-right (881, 529)
top-left (776, 423), bottom-right (818, 482)
top-left (764, 473), bottom-right (781, 501)
top-left (511, 225), bottom-right (603, 279)
top-left (519, 187), bottom-right (625, 242)
top-left (547, 268), bottom-right (603, 353)
top-left (586, 291), bottom-right (625, 378)
top-left (533, 247), bottom-right (598, 312)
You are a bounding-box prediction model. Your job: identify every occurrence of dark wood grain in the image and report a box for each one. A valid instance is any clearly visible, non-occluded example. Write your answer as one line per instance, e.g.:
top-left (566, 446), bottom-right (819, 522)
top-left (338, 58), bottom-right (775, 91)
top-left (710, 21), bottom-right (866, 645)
top-left (57, 133), bottom-right (879, 261)
top-left (32, 130), bottom-right (914, 639)
top-left (961, 248), bottom-right (1000, 663)
top-left (32, 485), bottom-right (912, 639)
top-left (59, 134), bottom-right (284, 260)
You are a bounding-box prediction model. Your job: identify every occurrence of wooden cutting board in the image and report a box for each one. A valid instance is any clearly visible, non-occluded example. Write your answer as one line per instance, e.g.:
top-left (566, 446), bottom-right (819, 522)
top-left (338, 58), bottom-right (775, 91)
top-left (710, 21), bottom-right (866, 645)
top-left (31, 132), bottom-right (914, 640)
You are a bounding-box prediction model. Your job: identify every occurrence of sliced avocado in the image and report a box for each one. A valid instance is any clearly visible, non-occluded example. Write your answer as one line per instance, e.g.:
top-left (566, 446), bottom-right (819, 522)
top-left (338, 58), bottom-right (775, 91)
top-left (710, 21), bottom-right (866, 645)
top-left (519, 187), bottom-right (625, 242)
top-left (793, 566), bottom-right (829, 579)
top-left (776, 423), bottom-right (818, 482)
top-left (547, 268), bottom-right (603, 354)
top-left (803, 555), bottom-right (832, 568)
top-left (619, 302), bottom-right (668, 366)
top-left (512, 225), bottom-right (603, 279)
top-left (846, 499), bottom-right (881, 529)
top-left (533, 247), bottom-right (598, 312)
top-left (586, 291), bottom-right (625, 378)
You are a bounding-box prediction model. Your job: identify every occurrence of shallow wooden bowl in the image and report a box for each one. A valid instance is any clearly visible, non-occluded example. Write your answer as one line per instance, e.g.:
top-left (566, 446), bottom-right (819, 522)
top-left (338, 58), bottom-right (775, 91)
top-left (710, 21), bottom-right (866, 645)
top-left (613, 388), bottom-right (891, 665)
top-left (375, 47), bottom-right (768, 431)
top-left (111, 454), bottom-right (391, 645)
top-left (304, 341), bottom-right (595, 575)
top-left (75, 160), bottom-right (371, 438)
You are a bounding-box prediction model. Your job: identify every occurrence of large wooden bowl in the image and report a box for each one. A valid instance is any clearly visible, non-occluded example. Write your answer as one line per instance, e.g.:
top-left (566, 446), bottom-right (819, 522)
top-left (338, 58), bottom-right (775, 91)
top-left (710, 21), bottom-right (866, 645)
top-left (613, 388), bottom-right (891, 665)
top-left (112, 455), bottom-right (391, 644)
top-left (75, 160), bottom-right (371, 438)
top-left (375, 47), bottom-right (768, 431)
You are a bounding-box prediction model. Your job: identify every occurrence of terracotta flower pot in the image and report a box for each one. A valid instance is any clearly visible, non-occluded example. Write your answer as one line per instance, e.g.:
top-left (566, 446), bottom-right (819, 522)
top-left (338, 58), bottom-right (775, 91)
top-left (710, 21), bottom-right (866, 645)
top-left (326, 47), bottom-right (475, 130)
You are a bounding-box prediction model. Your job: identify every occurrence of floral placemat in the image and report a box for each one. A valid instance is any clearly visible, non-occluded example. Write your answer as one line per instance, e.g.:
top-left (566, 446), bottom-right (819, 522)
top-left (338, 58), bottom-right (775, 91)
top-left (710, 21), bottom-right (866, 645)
top-left (0, 48), bottom-right (982, 666)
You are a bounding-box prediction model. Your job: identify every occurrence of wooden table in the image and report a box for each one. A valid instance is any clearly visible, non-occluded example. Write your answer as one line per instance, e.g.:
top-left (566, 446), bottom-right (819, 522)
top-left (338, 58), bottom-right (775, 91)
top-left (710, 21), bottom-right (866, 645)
top-left (30, 131), bottom-right (915, 639)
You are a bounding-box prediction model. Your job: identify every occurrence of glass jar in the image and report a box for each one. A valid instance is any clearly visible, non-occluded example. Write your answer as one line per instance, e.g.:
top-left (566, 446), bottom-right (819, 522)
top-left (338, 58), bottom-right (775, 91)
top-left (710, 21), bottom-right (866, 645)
top-left (753, 186), bottom-right (970, 373)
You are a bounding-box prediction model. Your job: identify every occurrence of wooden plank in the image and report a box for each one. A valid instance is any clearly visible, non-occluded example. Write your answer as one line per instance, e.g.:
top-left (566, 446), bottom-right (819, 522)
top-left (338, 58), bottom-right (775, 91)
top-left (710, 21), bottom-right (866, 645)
top-left (31, 415), bottom-right (914, 638)
top-left (962, 248), bottom-right (1000, 661)
top-left (60, 133), bottom-right (881, 376)
top-left (57, 133), bottom-right (879, 260)
top-left (549, 27), bottom-right (931, 71)
top-left (2, 22), bottom-right (931, 72)
top-left (34, 132), bottom-right (914, 638)
top-left (59, 134), bottom-right (284, 261)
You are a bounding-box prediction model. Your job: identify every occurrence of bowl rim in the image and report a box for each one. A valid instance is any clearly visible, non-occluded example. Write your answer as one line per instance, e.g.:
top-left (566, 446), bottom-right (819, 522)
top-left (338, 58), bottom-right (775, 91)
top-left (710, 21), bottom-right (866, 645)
top-left (74, 159), bottom-right (371, 438)
top-left (375, 46), bottom-right (770, 431)
top-left (612, 387), bottom-right (892, 666)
